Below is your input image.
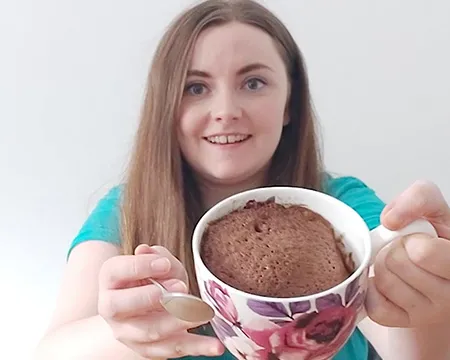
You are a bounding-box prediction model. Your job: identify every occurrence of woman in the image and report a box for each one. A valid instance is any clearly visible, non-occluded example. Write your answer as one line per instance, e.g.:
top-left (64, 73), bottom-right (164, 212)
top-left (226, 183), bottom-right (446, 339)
top-left (35, 0), bottom-right (450, 359)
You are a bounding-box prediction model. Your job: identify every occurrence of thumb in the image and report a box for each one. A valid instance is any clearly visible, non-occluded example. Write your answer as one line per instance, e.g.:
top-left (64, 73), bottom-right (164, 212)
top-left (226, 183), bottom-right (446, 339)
top-left (134, 244), bottom-right (153, 255)
top-left (381, 180), bottom-right (450, 238)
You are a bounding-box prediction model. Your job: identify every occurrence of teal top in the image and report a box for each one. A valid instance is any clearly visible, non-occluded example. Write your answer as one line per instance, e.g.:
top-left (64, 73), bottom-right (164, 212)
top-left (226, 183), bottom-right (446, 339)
top-left (69, 175), bottom-right (386, 360)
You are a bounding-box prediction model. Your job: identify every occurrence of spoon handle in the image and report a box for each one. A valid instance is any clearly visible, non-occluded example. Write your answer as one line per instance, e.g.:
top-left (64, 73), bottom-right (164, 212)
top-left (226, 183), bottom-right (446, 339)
top-left (149, 278), bottom-right (167, 294)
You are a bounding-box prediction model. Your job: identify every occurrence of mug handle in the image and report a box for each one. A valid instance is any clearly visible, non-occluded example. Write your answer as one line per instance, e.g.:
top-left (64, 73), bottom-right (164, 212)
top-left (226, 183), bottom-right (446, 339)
top-left (357, 219), bottom-right (437, 323)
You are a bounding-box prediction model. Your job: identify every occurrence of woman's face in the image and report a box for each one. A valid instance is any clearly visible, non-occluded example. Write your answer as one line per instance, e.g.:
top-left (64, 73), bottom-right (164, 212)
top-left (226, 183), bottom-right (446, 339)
top-left (178, 21), bottom-right (289, 186)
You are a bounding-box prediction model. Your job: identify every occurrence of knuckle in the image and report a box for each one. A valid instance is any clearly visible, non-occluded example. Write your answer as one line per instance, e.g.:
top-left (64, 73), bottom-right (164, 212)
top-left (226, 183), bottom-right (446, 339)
top-left (367, 293), bottom-right (410, 327)
top-left (411, 191), bottom-right (429, 210)
top-left (151, 246), bottom-right (173, 260)
top-left (133, 255), bottom-right (154, 279)
top-left (407, 238), bottom-right (434, 267)
top-left (384, 245), bottom-right (406, 272)
top-left (413, 179), bottom-right (436, 191)
top-left (152, 246), bottom-right (177, 262)
top-left (141, 346), bottom-right (159, 359)
top-left (111, 327), bottom-right (127, 344)
top-left (411, 179), bottom-right (439, 202)
top-left (131, 256), bottom-right (142, 279)
top-left (98, 292), bottom-right (119, 319)
top-left (412, 179), bottom-right (429, 189)
top-left (367, 304), bottom-right (388, 324)
top-left (173, 342), bottom-right (185, 357)
top-left (374, 269), bottom-right (396, 296)
top-left (146, 325), bottom-right (162, 342)
top-left (98, 258), bottom-right (114, 286)
top-left (144, 288), bottom-right (159, 311)
top-left (151, 245), bottom-right (167, 253)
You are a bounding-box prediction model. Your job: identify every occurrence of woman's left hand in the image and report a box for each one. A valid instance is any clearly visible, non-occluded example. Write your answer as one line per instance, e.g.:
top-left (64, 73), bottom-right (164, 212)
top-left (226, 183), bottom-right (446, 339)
top-left (366, 180), bottom-right (450, 328)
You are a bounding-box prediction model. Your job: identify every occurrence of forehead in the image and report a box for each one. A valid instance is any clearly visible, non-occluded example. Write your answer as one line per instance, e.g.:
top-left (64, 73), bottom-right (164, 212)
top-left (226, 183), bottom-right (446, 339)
top-left (189, 21), bottom-right (285, 72)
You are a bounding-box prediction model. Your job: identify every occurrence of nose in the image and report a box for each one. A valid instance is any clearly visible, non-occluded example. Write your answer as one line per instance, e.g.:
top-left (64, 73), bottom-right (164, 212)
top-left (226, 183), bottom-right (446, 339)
top-left (210, 89), bottom-right (242, 122)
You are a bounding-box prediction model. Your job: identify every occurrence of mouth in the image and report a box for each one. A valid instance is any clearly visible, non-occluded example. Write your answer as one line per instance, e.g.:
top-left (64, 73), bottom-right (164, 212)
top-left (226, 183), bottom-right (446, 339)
top-left (204, 134), bottom-right (251, 145)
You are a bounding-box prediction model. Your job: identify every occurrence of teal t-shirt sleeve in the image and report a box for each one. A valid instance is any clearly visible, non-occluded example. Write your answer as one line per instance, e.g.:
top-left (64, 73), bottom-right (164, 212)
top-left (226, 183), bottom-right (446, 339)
top-left (325, 175), bottom-right (386, 231)
top-left (67, 186), bottom-right (123, 258)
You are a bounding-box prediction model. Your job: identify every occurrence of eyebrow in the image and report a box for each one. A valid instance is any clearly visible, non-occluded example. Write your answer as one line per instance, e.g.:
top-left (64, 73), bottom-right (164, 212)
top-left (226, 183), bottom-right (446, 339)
top-left (186, 62), bottom-right (273, 78)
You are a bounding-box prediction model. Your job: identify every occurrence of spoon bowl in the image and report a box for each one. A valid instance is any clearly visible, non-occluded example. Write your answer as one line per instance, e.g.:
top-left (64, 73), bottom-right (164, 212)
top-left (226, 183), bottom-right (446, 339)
top-left (150, 279), bottom-right (215, 323)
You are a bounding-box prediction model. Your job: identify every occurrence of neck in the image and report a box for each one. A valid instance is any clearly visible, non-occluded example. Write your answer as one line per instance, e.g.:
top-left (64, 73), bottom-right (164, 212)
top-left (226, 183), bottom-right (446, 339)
top-left (197, 171), bottom-right (267, 210)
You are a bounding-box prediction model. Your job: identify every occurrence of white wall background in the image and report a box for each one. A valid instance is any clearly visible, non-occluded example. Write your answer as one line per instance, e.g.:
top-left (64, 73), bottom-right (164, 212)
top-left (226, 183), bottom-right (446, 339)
top-left (1, 0), bottom-right (449, 358)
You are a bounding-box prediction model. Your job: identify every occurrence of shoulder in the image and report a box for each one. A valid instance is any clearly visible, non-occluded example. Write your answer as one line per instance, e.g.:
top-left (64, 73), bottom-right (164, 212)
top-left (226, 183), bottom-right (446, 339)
top-left (80, 185), bottom-right (124, 228)
top-left (323, 173), bottom-right (386, 230)
top-left (67, 185), bottom-right (125, 259)
top-left (97, 184), bottom-right (124, 204)
top-left (323, 173), bottom-right (376, 197)
top-left (323, 173), bottom-right (383, 202)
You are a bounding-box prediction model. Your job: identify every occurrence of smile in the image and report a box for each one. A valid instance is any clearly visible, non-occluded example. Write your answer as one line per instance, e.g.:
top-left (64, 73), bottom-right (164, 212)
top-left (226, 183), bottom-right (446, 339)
top-left (205, 134), bottom-right (251, 145)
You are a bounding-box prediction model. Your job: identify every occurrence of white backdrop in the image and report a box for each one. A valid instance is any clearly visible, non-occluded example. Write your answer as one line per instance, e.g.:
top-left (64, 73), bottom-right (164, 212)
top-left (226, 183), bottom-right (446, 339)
top-left (1, 0), bottom-right (449, 359)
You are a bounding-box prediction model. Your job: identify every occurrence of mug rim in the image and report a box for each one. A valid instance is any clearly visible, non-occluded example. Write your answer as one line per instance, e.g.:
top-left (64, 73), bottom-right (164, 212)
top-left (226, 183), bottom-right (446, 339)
top-left (192, 186), bottom-right (372, 302)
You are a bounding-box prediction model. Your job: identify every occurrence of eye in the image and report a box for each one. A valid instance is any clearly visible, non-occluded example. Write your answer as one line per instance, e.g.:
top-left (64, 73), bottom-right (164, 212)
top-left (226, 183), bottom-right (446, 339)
top-left (185, 83), bottom-right (207, 96)
top-left (244, 77), bottom-right (266, 91)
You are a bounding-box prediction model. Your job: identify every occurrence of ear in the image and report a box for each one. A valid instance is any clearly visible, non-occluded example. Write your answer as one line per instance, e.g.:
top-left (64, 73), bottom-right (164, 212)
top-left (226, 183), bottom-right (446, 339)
top-left (283, 111), bottom-right (290, 126)
top-left (283, 90), bottom-right (291, 126)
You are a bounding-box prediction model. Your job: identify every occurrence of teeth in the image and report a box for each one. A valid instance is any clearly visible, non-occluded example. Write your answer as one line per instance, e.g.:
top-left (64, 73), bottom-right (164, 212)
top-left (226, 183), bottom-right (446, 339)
top-left (207, 134), bottom-right (249, 144)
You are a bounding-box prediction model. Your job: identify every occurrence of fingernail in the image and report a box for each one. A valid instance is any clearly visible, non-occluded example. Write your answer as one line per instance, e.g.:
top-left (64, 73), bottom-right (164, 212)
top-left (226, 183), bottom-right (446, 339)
top-left (382, 199), bottom-right (396, 215)
top-left (382, 209), bottom-right (405, 230)
top-left (151, 258), bottom-right (170, 272)
top-left (208, 348), bottom-right (218, 356)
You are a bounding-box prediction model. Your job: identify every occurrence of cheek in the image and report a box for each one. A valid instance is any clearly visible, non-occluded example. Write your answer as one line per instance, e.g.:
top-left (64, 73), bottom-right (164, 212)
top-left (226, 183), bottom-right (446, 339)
top-left (249, 100), bottom-right (286, 132)
top-left (178, 106), bottom-right (204, 140)
top-left (177, 117), bottom-right (195, 159)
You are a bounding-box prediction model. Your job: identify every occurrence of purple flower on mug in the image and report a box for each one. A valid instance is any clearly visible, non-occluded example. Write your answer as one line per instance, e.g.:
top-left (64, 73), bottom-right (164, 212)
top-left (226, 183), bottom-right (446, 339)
top-left (211, 316), bottom-right (237, 341)
top-left (205, 280), bottom-right (239, 323)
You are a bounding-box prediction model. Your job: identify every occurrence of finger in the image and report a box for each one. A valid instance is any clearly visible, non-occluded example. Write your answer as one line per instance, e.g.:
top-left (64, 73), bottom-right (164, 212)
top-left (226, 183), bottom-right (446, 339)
top-left (381, 180), bottom-right (450, 238)
top-left (380, 198), bottom-right (396, 218)
top-left (115, 311), bottom-right (207, 344)
top-left (137, 332), bottom-right (224, 359)
top-left (403, 234), bottom-right (450, 280)
top-left (147, 245), bottom-right (189, 286)
top-left (365, 276), bottom-right (410, 327)
top-left (99, 254), bottom-right (171, 289)
top-left (372, 243), bottom-right (430, 324)
top-left (99, 279), bottom-right (187, 319)
top-left (384, 236), bottom-right (444, 301)
top-left (134, 245), bottom-right (162, 286)
top-left (135, 244), bottom-right (153, 255)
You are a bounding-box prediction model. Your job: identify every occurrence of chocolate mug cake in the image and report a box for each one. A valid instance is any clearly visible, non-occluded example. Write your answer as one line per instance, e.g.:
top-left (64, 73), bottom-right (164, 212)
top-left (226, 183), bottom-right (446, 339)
top-left (200, 198), bottom-right (355, 297)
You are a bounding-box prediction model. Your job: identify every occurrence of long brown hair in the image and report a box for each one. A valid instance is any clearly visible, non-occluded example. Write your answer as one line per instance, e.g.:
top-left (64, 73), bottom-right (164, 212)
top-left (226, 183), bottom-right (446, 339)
top-left (121, 0), bottom-right (324, 294)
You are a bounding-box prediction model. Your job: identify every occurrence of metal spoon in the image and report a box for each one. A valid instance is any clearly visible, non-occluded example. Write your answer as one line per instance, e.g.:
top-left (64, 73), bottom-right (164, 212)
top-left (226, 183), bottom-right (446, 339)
top-left (150, 279), bottom-right (215, 323)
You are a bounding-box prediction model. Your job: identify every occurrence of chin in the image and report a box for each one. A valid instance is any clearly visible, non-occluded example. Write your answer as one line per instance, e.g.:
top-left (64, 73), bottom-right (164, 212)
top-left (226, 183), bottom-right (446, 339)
top-left (210, 175), bottom-right (248, 186)
top-left (204, 167), bottom-right (264, 187)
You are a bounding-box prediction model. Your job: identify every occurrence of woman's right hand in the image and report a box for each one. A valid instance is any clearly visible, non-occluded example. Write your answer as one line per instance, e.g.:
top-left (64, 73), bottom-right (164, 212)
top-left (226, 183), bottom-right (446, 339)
top-left (97, 244), bottom-right (224, 359)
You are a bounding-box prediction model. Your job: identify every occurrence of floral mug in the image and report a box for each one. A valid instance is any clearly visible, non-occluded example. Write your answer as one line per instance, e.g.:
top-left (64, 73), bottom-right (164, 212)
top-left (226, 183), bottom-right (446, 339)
top-left (192, 187), bottom-right (437, 360)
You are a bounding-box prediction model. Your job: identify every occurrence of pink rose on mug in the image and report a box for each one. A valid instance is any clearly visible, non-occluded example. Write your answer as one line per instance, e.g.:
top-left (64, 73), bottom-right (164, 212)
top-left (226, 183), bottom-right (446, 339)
top-left (243, 294), bottom-right (357, 360)
top-left (268, 307), bottom-right (356, 359)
